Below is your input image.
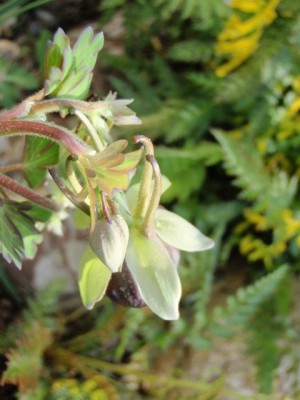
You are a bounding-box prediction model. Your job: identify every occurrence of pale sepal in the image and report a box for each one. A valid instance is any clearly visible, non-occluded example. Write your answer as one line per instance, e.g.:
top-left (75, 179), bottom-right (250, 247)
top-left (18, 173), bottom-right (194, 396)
top-left (78, 246), bottom-right (112, 310)
top-left (89, 214), bottom-right (129, 273)
top-left (126, 228), bottom-right (181, 320)
top-left (155, 208), bottom-right (215, 252)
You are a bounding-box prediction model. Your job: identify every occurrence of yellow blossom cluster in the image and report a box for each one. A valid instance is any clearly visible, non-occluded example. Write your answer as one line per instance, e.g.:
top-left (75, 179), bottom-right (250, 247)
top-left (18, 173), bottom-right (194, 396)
top-left (51, 377), bottom-right (111, 400)
top-left (236, 208), bottom-right (300, 268)
top-left (256, 73), bottom-right (300, 174)
top-left (215, 0), bottom-right (280, 77)
top-left (275, 75), bottom-right (300, 147)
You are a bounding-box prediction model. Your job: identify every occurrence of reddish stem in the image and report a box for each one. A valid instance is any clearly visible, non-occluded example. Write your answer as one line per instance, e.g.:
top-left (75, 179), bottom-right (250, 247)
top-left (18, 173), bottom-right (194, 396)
top-left (0, 120), bottom-right (95, 156)
top-left (0, 173), bottom-right (57, 211)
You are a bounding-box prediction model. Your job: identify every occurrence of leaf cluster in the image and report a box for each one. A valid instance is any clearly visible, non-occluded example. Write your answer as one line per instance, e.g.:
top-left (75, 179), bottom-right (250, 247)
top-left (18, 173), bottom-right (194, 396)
top-left (0, 201), bottom-right (51, 269)
top-left (45, 26), bottom-right (104, 99)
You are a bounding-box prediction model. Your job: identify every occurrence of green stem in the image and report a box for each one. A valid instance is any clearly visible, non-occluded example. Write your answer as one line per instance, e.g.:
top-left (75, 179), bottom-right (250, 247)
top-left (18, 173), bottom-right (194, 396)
top-left (48, 168), bottom-right (90, 215)
top-left (65, 156), bottom-right (84, 194)
top-left (30, 98), bottom-right (107, 115)
top-left (0, 120), bottom-right (95, 156)
top-left (132, 135), bottom-right (154, 219)
top-left (76, 162), bottom-right (97, 231)
top-left (73, 109), bottom-right (103, 152)
top-left (0, 173), bottom-right (57, 211)
top-left (140, 155), bottom-right (162, 236)
top-left (0, 90), bottom-right (45, 122)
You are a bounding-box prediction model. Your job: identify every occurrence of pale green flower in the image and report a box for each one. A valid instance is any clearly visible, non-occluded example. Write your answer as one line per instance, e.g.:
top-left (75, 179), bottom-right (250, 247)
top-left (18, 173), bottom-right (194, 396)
top-left (122, 154), bottom-right (214, 319)
top-left (78, 135), bottom-right (214, 320)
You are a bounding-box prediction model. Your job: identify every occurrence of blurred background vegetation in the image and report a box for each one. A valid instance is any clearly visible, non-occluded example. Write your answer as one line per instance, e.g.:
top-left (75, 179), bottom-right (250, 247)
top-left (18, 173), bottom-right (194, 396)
top-left (1, 0), bottom-right (300, 398)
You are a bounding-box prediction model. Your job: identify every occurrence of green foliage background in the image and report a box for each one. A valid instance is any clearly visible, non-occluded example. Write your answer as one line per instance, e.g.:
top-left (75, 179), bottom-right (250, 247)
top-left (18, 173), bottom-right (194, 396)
top-left (1, 0), bottom-right (300, 399)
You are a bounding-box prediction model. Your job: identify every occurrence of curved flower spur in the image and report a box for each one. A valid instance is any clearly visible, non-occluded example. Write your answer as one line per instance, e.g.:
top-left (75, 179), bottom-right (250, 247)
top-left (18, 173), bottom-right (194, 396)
top-left (79, 135), bottom-right (215, 320)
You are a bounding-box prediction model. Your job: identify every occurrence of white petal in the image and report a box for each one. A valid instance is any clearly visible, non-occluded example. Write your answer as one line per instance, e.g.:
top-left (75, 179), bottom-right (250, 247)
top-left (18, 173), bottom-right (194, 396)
top-left (155, 209), bottom-right (214, 252)
top-left (126, 229), bottom-right (181, 320)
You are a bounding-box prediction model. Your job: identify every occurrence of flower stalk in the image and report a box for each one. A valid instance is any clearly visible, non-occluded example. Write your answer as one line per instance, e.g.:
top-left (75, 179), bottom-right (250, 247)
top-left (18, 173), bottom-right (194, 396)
top-left (0, 120), bottom-right (95, 156)
top-left (0, 173), bottom-right (57, 211)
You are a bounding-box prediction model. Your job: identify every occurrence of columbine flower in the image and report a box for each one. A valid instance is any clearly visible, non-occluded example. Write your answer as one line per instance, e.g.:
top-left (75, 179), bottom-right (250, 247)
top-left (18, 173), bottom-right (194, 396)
top-left (78, 139), bottom-right (142, 197)
top-left (119, 137), bottom-right (214, 320)
top-left (78, 135), bottom-right (214, 320)
top-left (75, 139), bottom-right (142, 273)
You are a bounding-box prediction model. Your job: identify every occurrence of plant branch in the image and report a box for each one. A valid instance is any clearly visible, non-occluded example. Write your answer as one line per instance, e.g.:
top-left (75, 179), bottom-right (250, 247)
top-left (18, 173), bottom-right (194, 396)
top-left (0, 173), bottom-right (57, 211)
top-left (73, 109), bottom-right (103, 152)
top-left (0, 120), bottom-right (95, 156)
top-left (48, 168), bottom-right (90, 215)
top-left (0, 163), bottom-right (26, 173)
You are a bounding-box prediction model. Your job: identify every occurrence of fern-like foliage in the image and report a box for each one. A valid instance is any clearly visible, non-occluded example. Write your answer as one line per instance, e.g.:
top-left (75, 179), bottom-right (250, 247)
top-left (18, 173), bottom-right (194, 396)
top-left (212, 264), bottom-right (289, 328)
top-left (0, 281), bottom-right (63, 352)
top-left (1, 322), bottom-right (53, 393)
top-left (245, 272), bottom-right (292, 394)
top-left (155, 0), bottom-right (229, 27)
top-left (212, 130), bottom-right (298, 209)
top-left (246, 305), bottom-right (283, 394)
top-left (213, 129), bottom-right (300, 266)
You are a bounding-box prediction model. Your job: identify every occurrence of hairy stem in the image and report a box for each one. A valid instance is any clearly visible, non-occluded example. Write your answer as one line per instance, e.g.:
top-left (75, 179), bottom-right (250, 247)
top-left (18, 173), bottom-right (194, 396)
top-left (65, 156), bottom-right (84, 194)
top-left (73, 109), bottom-right (103, 152)
top-left (77, 162), bottom-right (97, 231)
top-left (0, 120), bottom-right (95, 156)
top-left (48, 168), bottom-right (90, 215)
top-left (0, 173), bottom-right (57, 211)
top-left (30, 98), bottom-right (107, 115)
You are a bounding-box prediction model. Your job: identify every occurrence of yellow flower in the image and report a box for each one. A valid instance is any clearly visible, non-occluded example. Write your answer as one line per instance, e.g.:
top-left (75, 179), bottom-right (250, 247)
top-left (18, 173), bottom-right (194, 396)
top-left (244, 209), bottom-right (267, 231)
top-left (276, 129), bottom-right (293, 141)
top-left (215, 0), bottom-right (280, 76)
top-left (231, 0), bottom-right (265, 13)
top-left (240, 235), bottom-right (256, 254)
top-left (256, 138), bottom-right (267, 154)
top-left (286, 97), bottom-right (300, 117)
top-left (282, 209), bottom-right (300, 239)
top-left (270, 240), bottom-right (287, 255)
top-left (216, 31), bottom-right (261, 77)
top-left (292, 76), bottom-right (300, 93)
